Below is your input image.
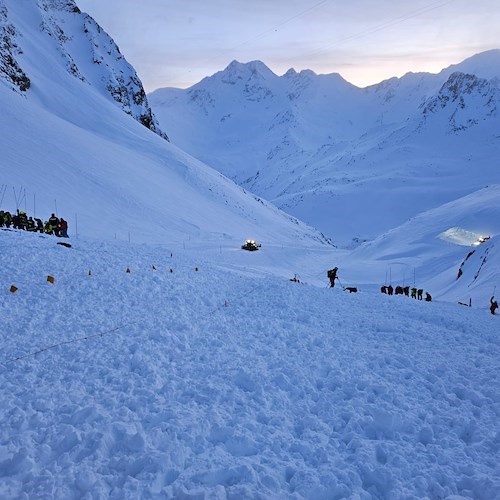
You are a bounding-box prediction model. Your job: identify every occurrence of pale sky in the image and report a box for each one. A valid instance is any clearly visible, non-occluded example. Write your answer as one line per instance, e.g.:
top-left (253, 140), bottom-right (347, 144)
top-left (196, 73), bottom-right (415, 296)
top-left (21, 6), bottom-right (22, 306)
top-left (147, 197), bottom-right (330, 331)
top-left (76, 0), bottom-right (499, 92)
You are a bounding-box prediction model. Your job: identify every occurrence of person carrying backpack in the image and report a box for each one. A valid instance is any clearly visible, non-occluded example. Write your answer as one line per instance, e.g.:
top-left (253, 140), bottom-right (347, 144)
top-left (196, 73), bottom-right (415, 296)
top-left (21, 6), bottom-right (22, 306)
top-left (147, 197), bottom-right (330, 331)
top-left (327, 267), bottom-right (339, 288)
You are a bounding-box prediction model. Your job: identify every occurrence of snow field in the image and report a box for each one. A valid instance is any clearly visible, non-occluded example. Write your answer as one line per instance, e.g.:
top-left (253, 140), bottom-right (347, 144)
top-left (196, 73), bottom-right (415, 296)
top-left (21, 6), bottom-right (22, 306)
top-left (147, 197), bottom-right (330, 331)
top-left (0, 230), bottom-right (499, 499)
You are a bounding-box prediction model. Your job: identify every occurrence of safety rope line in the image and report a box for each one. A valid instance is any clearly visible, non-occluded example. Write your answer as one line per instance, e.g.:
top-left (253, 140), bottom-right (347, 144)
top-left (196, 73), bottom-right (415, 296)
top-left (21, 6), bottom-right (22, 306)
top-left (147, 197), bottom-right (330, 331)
top-left (1, 268), bottom-right (271, 367)
top-left (2, 322), bottom-right (138, 366)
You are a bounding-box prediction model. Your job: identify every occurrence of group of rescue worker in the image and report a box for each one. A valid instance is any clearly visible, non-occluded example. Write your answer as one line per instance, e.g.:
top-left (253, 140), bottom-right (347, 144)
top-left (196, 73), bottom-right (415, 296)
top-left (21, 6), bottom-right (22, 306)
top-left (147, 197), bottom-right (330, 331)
top-left (381, 284), bottom-right (432, 302)
top-left (0, 209), bottom-right (68, 237)
top-left (327, 268), bottom-right (433, 301)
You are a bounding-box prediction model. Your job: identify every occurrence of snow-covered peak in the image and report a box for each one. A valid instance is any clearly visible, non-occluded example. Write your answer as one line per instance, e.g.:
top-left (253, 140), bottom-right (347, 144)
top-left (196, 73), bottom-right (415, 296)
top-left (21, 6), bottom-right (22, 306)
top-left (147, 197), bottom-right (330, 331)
top-left (150, 49), bottom-right (500, 251)
top-left (441, 49), bottom-right (500, 83)
top-left (221, 59), bottom-right (278, 84)
top-left (0, 0), bottom-right (167, 139)
top-left (422, 71), bottom-right (498, 132)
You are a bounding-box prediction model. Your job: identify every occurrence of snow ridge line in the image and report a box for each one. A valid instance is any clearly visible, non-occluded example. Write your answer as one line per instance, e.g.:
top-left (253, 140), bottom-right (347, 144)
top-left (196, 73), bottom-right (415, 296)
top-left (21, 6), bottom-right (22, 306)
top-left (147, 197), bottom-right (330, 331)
top-left (1, 321), bottom-right (138, 366)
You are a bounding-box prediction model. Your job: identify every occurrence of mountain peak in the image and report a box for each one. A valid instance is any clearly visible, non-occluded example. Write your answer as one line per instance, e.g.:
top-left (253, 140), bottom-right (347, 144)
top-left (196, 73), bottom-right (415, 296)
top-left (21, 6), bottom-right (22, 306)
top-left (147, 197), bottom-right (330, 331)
top-left (221, 60), bottom-right (277, 84)
top-left (442, 49), bottom-right (500, 82)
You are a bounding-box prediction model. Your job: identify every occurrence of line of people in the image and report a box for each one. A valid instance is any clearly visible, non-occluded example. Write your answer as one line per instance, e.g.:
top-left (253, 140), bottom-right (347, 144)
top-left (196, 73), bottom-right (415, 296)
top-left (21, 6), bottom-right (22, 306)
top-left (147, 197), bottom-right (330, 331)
top-left (381, 285), bottom-right (432, 302)
top-left (0, 209), bottom-right (68, 237)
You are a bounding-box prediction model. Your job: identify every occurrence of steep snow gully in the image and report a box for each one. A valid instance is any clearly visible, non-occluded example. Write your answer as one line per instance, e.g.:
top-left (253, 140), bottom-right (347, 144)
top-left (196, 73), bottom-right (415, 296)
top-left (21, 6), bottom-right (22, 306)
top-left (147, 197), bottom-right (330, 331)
top-left (0, 230), bottom-right (499, 499)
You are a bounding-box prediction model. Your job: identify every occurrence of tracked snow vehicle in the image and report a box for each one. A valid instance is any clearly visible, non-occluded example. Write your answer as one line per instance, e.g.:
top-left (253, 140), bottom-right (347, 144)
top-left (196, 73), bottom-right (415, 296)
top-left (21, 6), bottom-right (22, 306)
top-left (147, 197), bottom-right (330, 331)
top-left (241, 239), bottom-right (261, 251)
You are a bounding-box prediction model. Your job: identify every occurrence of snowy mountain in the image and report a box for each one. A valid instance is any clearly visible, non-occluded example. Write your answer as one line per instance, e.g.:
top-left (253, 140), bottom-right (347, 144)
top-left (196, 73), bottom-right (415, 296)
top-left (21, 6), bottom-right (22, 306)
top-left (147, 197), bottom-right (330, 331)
top-left (149, 51), bottom-right (500, 246)
top-left (0, 0), bottom-right (166, 139)
top-left (1, 0), bottom-right (497, 302)
top-left (0, 3), bottom-right (499, 497)
top-left (0, 0), bottom-right (329, 252)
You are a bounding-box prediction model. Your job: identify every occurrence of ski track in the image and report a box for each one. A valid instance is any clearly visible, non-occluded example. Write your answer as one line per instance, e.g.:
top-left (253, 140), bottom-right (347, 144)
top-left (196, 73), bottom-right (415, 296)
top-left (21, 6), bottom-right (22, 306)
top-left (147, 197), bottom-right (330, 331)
top-left (0, 231), bottom-right (499, 499)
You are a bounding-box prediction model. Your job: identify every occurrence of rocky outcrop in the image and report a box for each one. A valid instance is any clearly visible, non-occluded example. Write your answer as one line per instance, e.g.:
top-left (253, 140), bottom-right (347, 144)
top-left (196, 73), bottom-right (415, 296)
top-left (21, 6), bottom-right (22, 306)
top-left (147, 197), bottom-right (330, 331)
top-left (0, 4), bottom-right (30, 91)
top-left (0, 0), bottom-right (168, 140)
top-left (422, 72), bottom-right (497, 132)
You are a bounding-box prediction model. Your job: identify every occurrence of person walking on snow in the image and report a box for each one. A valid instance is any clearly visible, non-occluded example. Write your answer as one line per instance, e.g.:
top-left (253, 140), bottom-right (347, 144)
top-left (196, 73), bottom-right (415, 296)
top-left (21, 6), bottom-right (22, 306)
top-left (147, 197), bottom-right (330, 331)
top-left (327, 267), bottom-right (339, 288)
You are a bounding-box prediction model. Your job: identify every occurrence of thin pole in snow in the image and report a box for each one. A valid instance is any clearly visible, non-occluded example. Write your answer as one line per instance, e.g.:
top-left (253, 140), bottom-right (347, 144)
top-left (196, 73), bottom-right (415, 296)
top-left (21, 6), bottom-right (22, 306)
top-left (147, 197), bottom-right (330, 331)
top-left (0, 184), bottom-right (7, 206)
top-left (413, 268), bottom-right (416, 286)
top-left (128, 231), bottom-right (131, 243)
top-left (54, 199), bottom-right (58, 216)
top-left (75, 213), bottom-right (78, 239)
top-left (12, 187), bottom-right (18, 210)
top-left (33, 193), bottom-right (36, 218)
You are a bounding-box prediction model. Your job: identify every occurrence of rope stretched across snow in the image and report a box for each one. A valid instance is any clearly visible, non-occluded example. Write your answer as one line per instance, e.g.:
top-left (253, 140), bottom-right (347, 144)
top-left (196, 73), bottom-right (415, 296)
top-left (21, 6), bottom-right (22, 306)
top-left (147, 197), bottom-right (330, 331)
top-left (1, 266), bottom-right (268, 367)
top-left (1, 321), bottom-right (137, 366)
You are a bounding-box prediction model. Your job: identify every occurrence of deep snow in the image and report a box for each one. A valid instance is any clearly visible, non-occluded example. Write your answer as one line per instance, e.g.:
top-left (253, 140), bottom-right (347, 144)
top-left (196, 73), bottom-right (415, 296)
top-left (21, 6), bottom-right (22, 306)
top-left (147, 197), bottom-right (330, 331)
top-left (1, 3), bottom-right (499, 497)
top-left (0, 229), bottom-right (499, 499)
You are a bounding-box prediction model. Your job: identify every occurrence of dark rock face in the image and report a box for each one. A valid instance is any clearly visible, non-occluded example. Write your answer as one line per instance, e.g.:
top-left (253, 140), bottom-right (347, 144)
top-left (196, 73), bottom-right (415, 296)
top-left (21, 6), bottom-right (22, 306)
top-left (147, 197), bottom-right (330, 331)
top-left (0, 5), bottom-right (31, 91)
top-left (0, 0), bottom-right (168, 140)
top-left (422, 72), bottom-right (497, 132)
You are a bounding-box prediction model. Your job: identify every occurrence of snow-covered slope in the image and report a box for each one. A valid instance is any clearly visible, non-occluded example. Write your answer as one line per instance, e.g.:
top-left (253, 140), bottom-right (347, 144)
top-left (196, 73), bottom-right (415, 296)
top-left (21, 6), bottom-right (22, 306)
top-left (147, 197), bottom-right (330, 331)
top-left (1, 5), bottom-right (498, 495)
top-left (0, 0), bottom-right (329, 251)
top-left (346, 185), bottom-right (500, 307)
top-left (0, 0), bottom-right (166, 139)
top-left (150, 51), bottom-right (500, 246)
top-left (1, 230), bottom-right (499, 498)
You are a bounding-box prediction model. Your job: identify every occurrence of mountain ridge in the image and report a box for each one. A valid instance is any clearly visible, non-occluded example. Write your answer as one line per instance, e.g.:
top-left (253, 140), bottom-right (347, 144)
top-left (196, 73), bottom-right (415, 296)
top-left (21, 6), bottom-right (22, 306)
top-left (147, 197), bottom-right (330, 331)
top-left (149, 50), bottom-right (500, 246)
